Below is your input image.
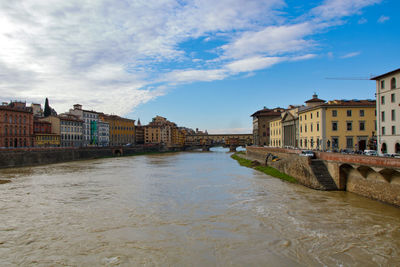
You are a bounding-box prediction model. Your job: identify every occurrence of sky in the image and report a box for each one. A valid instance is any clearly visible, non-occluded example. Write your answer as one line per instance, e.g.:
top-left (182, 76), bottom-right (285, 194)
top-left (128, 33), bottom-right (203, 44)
top-left (0, 0), bottom-right (399, 133)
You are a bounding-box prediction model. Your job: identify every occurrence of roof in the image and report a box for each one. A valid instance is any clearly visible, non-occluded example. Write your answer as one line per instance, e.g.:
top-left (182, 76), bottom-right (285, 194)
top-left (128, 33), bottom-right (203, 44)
top-left (298, 99), bottom-right (376, 113)
top-left (251, 107), bottom-right (283, 117)
top-left (305, 93), bottom-right (325, 103)
top-left (370, 68), bottom-right (400, 80)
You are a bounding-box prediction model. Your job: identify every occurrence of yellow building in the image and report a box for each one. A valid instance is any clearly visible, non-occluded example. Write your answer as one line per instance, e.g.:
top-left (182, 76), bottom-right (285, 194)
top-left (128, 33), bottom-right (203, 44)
top-left (35, 134), bottom-right (60, 147)
top-left (99, 114), bottom-right (135, 146)
top-left (299, 96), bottom-right (376, 151)
top-left (269, 116), bottom-right (282, 147)
top-left (144, 125), bottom-right (161, 144)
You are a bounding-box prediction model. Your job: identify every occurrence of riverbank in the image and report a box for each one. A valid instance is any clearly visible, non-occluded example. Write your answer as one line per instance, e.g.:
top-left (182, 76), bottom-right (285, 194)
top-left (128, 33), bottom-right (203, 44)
top-left (231, 152), bottom-right (297, 183)
top-left (0, 145), bottom-right (186, 169)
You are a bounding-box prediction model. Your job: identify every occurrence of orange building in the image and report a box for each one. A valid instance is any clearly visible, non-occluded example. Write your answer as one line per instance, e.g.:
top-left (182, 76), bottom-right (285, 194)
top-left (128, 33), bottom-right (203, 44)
top-left (99, 114), bottom-right (135, 146)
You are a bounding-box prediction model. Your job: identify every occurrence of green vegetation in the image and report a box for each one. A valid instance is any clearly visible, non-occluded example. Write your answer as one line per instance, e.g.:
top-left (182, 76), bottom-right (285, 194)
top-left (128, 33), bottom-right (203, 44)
top-left (44, 97), bottom-right (51, 117)
top-left (231, 153), bottom-right (297, 183)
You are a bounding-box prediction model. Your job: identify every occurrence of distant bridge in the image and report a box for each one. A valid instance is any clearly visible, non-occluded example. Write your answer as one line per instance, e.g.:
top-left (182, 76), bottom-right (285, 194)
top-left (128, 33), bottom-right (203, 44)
top-left (185, 134), bottom-right (253, 151)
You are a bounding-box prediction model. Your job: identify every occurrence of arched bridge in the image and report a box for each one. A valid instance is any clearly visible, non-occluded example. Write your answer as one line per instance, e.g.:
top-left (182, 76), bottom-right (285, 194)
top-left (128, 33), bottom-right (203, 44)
top-left (185, 134), bottom-right (253, 151)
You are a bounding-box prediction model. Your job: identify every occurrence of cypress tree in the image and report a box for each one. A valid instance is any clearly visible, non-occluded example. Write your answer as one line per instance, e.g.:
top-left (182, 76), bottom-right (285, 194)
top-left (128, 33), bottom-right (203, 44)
top-left (44, 98), bottom-right (51, 117)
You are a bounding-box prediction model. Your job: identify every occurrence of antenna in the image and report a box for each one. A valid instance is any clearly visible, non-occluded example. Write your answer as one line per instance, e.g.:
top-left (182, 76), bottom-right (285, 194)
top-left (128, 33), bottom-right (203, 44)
top-left (325, 77), bottom-right (370, 80)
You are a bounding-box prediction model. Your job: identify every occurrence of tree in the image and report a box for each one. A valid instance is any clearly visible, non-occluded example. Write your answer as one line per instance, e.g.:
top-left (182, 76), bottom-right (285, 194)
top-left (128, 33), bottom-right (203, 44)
top-left (44, 98), bottom-right (51, 117)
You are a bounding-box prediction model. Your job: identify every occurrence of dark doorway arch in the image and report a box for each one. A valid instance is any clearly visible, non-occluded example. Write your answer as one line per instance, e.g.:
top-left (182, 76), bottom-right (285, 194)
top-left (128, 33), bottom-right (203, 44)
top-left (358, 140), bottom-right (366, 151)
top-left (381, 143), bottom-right (387, 154)
top-left (395, 143), bottom-right (400, 153)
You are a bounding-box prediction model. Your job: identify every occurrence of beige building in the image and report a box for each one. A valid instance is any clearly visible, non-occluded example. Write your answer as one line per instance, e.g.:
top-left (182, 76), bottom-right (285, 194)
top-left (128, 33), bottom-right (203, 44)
top-left (251, 107), bottom-right (284, 146)
top-left (144, 125), bottom-right (161, 144)
top-left (298, 95), bottom-right (376, 151)
top-left (371, 68), bottom-right (400, 154)
top-left (269, 116), bottom-right (282, 147)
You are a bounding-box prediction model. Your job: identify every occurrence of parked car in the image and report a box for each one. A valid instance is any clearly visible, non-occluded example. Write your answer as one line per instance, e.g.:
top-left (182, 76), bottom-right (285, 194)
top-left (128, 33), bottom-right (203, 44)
top-left (364, 150), bottom-right (377, 156)
top-left (299, 150), bottom-right (315, 158)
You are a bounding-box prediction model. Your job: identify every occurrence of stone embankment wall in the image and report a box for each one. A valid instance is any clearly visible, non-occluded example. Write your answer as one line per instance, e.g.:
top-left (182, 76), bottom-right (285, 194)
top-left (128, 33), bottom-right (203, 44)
top-left (246, 146), bottom-right (400, 207)
top-left (246, 147), bottom-right (325, 190)
top-left (0, 145), bottom-right (169, 169)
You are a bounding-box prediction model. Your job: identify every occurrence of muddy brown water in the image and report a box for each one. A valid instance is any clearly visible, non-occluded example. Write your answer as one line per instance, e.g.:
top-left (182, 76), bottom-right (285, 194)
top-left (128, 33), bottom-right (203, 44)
top-left (0, 148), bottom-right (399, 266)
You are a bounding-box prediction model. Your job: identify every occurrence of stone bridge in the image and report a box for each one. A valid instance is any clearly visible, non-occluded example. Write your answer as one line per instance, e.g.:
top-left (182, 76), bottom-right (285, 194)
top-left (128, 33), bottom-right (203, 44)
top-left (246, 147), bottom-right (400, 207)
top-left (185, 134), bottom-right (253, 151)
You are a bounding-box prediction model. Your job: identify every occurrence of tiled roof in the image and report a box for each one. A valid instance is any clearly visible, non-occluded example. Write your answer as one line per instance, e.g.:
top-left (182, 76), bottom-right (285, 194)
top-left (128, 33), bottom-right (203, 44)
top-left (370, 68), bottom-right (400, 80)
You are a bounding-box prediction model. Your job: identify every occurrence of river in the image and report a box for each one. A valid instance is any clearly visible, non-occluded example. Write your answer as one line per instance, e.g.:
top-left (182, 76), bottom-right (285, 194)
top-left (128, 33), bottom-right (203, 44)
top-left (0, 148), bottom-right (399, 266)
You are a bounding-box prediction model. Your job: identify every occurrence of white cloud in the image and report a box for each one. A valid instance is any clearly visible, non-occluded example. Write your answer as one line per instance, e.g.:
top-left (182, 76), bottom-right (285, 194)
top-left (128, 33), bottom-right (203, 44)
top-left (311, 0), bottom-right (381, 20)
top-left (225, 57), bottom-right (283, 73)
top-left (378, 15), bottom-right (390, 23)
top-left (340, 51), bottom-right (361, 58)
top-left (358, 17), bottom-right (368, 24)
top-left (0, 0), bottom-right (382, 117)
top-left (221, 23), bottom-right (314, 59)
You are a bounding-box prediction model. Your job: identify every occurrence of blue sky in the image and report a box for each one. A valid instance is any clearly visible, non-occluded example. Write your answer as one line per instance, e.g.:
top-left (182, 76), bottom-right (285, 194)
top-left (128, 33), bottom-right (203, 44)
top-left (0, 0), bottom-right (398, 133)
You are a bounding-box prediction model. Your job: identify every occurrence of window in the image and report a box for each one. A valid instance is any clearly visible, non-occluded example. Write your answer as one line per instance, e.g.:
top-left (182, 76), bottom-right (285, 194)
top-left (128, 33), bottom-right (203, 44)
top-left (382, 126), bottom-right (386, 135)
top-left (347, 122), bottom-right (352, 131)
top-left (382, 111), bottom-right (385, 122)
top-left (381, 80), bottom-right (385, 89)
top-left (381, 96), bottom-right (385, 104)
top-left (300, 125), bottom-right (302, 133)
top-left (300, 139), bottom-right (302, 147)
top-left (392, 109), bottom-right (396, 121)
top-left (305, 115), bottom-right (307, 120)
top-left (347, 110), bottom-right (352, 117)
top-left (310, 123), bottom-right (313, 132)
top-left (317, 111), bottom-right (319, 118)
top-left (346, 137), bottom-right (353, 148)
top-left (359, 122), bottom-right (365, 131)
top-left (317, 123), bottom-right (319, 131)
top-left (391, 78), bottom-right (397, 89)
top-left (391, 93), bottom-right (396, 103)
top-left (392, 126), bottom-right (396, 135)
top-left (332, 122), bottom-right (338, 131)
top-left (305, 125), bottom-right (307, 132)
top-left (311, 113), bottom-right (313, 119)
top-left (300, 116), bottom-right (302, 121)
top-left (360, 110), bottom-right (364, 117)
top-left (332, 110), bottom-right (337, 117)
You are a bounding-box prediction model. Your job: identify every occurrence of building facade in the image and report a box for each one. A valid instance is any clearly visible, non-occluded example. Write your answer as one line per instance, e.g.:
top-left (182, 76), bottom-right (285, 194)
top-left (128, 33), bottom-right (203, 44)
top-left (372, 68), bottom-right (400, 154)
top-left (69, 104), bottom-right (99, 146)
top-left (34, 119), bottom-right (60, 147)
top-left (299, 98), bottom-right (376, 151)
top-left (251, 107), bottom-right (284, 146)
top-left (0, 101), bottom-right (34, 148)
top-left (98, 121), bottom-right (110, 146)
top-left (99, 114), bottom-right (135, 146)
top-left (58, 114), bottom-right (83, 147)
top-left (269, 116), bottom-right (282, 147)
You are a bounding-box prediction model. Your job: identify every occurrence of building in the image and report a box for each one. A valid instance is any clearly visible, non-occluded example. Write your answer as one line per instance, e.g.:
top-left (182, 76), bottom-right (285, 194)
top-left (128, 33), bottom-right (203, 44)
top-left (269, 116), bottom-right (282, 147)
top-left (58, 114), bottom-right (83, 147)
top-left (144, 125), bottom-right (162, 144)
top-left (98, 120), bottom-right (110, 146)
top-left (135, 119), bottom-right (144, 144)
top-left (31, 103), bottom-right (44, 117)
top-left (0, 101), bottom-right (34, 147)
top-left (281, 106), bottom-right (302, 148)
top-left (251, 107), bottom-right (284, 146)
top-left (298, 95), bottom-right (376, 151)
top-left (69, 104), bottom-right (99, 146)
top-left (34, 119), bottom-right (60, 147)
top-left (371, 68), bottom-right (400, 154)
top-left (99, 114), bottom-right (135, 146)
